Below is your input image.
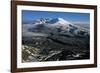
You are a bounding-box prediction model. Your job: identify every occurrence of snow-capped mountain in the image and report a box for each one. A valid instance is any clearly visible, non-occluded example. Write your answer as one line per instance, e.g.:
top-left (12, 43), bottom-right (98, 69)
top-left (31, 17), bottom-right (74, 28)
top-left (46, 18), bottom-right (74, 29)
top-left (29, 17), bottom-right (76, 30)
top-left (23, 17), bottom-right (89, 37)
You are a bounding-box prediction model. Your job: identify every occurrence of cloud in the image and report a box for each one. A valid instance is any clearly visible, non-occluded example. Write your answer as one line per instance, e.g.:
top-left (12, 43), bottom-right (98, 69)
top-left (22, 24), bottom-right (48, 37)
top-left (71, 21), bottom-right (89, 24)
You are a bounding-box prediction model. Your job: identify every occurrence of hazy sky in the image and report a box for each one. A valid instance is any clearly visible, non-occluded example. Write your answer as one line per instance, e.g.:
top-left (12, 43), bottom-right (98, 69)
top-left (22, 10), bottom-right (90, 24)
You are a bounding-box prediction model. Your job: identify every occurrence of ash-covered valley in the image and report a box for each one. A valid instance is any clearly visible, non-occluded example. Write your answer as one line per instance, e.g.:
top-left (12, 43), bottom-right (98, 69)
top-left (22, 18), bottom-right (90, 63)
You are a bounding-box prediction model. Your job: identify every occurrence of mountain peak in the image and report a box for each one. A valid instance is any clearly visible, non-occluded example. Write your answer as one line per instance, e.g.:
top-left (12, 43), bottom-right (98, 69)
top-left (57, 17), bottom-right (72, 25)
top-left (47, 17), bottom-right (73, 25)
